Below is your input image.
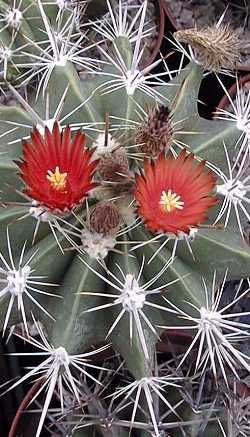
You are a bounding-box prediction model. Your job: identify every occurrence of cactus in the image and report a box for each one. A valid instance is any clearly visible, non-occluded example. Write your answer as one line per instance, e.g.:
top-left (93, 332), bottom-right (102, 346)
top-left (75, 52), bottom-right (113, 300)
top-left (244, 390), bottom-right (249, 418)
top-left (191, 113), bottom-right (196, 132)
top-left (0, 1), bottom-right (250, 436)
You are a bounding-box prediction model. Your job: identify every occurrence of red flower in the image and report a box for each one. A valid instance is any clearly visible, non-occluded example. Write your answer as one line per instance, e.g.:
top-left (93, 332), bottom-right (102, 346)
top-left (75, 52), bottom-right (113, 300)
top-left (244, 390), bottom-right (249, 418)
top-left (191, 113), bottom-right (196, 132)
top-left (17, 122), bottom-right (98, 212)
top-left (134, 150), bottom-right (218, 235)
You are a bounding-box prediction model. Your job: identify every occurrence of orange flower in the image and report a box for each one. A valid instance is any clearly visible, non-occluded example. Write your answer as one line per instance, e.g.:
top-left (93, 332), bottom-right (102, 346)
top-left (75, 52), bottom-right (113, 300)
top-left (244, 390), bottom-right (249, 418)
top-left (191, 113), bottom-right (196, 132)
top-left (134, 150), bottom-right (218, 234)
top-left (17, 122), bottom-right (98, 211)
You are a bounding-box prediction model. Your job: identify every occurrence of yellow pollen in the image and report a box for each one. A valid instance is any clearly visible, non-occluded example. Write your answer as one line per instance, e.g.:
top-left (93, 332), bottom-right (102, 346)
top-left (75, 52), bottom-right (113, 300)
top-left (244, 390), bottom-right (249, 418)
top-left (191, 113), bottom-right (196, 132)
top-left (159, 189), bottom-right (184, 212)
top-left (47, 166), bottom-right (67, 190)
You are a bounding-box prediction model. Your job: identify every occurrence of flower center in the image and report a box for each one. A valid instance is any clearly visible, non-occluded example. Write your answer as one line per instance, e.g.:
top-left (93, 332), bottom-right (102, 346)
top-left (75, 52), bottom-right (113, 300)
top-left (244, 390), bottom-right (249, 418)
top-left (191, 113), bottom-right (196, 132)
top-left (159, 189), bottom-right (184, 212)
top-left (47, 166), bottom-right (67, 191)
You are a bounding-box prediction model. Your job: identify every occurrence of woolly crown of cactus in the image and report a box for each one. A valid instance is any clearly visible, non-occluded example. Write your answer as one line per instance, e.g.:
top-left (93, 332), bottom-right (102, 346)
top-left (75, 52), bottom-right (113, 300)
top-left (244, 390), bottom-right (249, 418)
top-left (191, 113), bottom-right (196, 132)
top-left (0, 1), bottom-right (250, 436)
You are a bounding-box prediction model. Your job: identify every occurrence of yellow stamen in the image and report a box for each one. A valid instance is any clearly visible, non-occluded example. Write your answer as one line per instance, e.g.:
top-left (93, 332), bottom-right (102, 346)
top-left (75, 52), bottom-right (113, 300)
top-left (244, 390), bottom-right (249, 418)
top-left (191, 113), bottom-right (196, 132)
top-left (47, 166), bottom-right (67, 191)
top-left (159, 189), bottom-right (184, 212)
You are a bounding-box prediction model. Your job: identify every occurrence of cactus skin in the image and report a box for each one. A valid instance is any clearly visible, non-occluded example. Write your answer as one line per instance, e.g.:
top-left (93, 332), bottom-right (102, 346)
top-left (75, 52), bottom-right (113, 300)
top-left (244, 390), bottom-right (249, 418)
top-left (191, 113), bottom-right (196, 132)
top-left (0, 1), bottom-right (250, 436)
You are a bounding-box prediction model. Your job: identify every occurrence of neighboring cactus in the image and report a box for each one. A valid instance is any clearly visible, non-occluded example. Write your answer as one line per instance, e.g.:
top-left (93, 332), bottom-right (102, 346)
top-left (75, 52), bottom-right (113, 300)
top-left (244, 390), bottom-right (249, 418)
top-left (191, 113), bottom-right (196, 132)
top-left (0, 1), bottom-right (250, 436)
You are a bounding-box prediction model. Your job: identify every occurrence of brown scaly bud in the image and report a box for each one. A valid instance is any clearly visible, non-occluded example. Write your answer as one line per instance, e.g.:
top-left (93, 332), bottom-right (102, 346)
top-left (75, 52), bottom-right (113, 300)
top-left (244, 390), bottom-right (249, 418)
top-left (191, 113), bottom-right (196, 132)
top-left (174, 24), bottom-right (242, 72)
top-left (89, 201), bottom-right (121, 235)
top-left (97, 147), bottom-right (130, 184)
top-left (135, 105), bottom-right (173, 158)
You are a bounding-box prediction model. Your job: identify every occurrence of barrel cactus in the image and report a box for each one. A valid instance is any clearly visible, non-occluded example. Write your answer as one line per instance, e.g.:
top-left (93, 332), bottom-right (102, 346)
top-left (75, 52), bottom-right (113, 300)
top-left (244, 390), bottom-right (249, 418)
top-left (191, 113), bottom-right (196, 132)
top-left (0, 1), bottom-right (250, 436)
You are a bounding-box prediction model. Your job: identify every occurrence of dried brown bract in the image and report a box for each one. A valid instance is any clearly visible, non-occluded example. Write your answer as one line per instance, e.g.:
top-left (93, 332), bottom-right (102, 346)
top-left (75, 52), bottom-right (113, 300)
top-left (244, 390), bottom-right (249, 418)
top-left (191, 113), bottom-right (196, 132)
top-left (174, 24), bottom-right (242, 72)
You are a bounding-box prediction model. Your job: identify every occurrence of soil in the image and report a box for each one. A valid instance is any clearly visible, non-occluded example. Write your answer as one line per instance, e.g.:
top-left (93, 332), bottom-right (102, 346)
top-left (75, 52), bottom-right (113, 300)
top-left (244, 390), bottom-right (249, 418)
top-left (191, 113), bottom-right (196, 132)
top-left (164, 0), bottom-right (250, 67)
